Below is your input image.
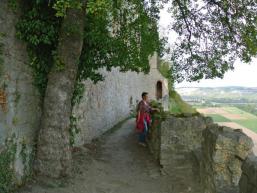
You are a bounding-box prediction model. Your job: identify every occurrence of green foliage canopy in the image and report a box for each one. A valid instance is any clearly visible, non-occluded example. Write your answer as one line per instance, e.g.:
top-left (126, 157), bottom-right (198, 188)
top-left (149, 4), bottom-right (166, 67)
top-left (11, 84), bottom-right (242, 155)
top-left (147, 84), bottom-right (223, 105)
top-left (16, 0), bottom-right (162, 95)
top-left (14, 0), bottom-right (257, 87)
top-left (163, 0), bottom-right (257, 82)
top-left (16, 0), bottom-right (60, 96)
top-left (79, 0), bottom-right (162, 82)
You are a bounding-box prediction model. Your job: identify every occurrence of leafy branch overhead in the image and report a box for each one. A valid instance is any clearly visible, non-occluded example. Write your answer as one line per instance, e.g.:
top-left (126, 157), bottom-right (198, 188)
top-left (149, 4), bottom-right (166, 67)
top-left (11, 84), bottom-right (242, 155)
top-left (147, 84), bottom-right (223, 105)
top-left (15, 0), bottom-right (257, 87)
top-left (164, 0), bottom-right (257, 82)
top-left (79, 0), bottom-right (162, 82)
top-left (16, 0), bottom-right (162, 95)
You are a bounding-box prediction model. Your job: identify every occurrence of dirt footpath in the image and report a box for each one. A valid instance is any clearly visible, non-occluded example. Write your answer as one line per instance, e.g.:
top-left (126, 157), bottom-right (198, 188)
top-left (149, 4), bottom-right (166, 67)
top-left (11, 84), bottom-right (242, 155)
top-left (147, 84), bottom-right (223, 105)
top-left (18, 119), bottom-right (176, 193)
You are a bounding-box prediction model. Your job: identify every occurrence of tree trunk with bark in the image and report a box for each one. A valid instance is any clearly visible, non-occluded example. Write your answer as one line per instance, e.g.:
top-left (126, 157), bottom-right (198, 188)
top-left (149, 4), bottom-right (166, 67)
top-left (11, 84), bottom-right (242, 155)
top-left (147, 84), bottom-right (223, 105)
top-left (35, 7), bottom-right (85, 178)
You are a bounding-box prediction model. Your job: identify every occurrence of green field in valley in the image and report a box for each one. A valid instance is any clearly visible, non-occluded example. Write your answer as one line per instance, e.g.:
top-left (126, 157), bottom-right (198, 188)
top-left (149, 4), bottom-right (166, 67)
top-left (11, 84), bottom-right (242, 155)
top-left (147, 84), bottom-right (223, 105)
top-left (234, 119), bottom-right (257, 133)
top-left (222, 107), bottom-right (257, 119)
top-left (206, 114), bottom-right (231, 122)
top-left (198, 106), bottom-right (257, 134)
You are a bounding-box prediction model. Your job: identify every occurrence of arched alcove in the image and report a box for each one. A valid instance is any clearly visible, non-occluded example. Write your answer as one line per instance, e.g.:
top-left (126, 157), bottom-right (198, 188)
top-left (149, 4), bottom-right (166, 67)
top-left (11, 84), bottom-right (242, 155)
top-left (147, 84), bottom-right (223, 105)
top-left (156, 81), bottom-right (163, 100)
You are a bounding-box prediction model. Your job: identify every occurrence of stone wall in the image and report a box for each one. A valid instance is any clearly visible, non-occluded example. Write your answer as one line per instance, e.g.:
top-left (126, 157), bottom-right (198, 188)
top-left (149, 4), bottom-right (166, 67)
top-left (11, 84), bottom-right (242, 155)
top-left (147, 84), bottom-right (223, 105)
top-left (73, 53), bottom-right (169, 145)
top-left (148, 114), bottom-right (254, 193)
top-left (240, 155), bottom-right (257, 193)
top-left (200, 125), bottom-right (253, 193)
top-left (159, 115), bottom-right (212, 171)
top-left (148, 115), bottom-right (213, 192)
top-left (0, 0), bottom-right (41, 189)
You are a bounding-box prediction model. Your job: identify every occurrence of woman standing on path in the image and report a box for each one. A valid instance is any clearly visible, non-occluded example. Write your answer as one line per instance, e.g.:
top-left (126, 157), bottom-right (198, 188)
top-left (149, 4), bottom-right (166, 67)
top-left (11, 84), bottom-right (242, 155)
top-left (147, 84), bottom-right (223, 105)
top-left (136, 92), bottom-right (157, 146)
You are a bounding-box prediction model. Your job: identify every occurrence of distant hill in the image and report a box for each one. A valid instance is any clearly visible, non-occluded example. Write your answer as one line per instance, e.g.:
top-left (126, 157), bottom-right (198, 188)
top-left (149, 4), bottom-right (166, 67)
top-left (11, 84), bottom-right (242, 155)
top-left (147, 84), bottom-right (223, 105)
top-left (176, 87), bottom-right (257, 104)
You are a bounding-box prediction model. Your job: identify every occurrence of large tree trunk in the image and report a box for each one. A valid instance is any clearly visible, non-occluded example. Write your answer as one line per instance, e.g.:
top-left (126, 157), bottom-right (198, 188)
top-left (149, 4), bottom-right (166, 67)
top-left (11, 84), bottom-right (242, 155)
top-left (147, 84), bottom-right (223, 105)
top-left (35, 7), bottom-right (85, 178)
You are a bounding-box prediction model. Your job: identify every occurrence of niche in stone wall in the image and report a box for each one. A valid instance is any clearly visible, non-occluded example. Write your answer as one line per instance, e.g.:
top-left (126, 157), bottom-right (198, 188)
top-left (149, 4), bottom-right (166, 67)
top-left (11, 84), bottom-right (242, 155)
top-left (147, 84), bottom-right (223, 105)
top-left (129, 96), bottom-right (133, 107)
top-left (156, 81), bottom-right (163, 100)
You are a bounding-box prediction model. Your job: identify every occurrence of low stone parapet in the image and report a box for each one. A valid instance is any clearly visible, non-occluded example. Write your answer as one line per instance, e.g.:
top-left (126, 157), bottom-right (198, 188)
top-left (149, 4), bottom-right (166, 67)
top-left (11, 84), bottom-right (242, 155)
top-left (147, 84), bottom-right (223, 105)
top-left (148, 114), bottom-right (212, 192)
top-left (200, 125), bottom-right (253, 193)
top-left (159, 115), bottom-right (212, 173)
top-left (148, 114), bottom-right (254, 193)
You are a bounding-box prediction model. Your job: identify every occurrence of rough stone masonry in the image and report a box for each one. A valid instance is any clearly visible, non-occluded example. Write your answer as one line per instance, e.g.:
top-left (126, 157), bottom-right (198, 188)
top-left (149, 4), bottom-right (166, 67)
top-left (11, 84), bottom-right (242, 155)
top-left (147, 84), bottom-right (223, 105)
top-left (0, 0), bottom-right (41, 186)
top-left (200, 125), bottom-right (253, 193)
top-left (240, 155), bottom-right (257, 193)
top-left (148, 114), bottom-right (255, 193)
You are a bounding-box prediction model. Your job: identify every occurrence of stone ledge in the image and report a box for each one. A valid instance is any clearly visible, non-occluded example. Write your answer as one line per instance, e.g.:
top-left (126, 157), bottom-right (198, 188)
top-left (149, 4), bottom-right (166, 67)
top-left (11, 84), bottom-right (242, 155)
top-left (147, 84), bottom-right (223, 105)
top-left (148, 114), bottom-right (255, 193)
top-left (201, 125), bottom-right (253, 193)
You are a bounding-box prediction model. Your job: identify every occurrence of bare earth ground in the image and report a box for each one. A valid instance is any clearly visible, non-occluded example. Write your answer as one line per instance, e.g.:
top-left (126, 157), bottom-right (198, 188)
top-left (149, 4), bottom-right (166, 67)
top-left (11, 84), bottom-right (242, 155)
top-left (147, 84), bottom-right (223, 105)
top-left (198, 107), bottom-right (248, 120)
top-left (197, 107), bottom-right (228, 115)
top-left (18, 119), bottom-right (189, 193)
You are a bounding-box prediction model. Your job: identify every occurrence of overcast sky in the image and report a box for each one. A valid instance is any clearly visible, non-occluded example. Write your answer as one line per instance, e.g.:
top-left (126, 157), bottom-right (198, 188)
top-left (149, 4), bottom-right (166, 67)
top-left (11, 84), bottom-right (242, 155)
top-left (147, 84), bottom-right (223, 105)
top-left (159, 7), bottom-right (257, 88)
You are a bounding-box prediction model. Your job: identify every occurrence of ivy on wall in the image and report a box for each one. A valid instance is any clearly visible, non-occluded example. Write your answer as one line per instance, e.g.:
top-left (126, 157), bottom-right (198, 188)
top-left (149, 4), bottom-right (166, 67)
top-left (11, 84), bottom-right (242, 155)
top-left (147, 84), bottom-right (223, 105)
top-left (16, 1), bottom-right (60, 98)
top-left (15, 0), bottom-right (162, 98)
top-left (0, 135), bottom-right (36, 192)
top-left (19, 138), bottom-right (36, 183)
top-left (0, 135), bottom-right (17, 193)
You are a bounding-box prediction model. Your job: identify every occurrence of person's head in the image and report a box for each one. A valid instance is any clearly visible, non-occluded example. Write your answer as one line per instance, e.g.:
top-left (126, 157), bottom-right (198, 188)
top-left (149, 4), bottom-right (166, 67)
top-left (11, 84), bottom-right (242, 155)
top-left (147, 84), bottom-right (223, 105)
top-left (142, 92), bottom-right (148, 101)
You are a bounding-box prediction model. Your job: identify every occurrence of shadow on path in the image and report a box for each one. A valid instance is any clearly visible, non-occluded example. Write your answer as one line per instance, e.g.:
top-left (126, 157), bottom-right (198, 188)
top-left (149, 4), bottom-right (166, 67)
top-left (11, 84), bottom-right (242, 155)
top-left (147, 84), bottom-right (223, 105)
top-left (18, 119), bottom-right (176, 193)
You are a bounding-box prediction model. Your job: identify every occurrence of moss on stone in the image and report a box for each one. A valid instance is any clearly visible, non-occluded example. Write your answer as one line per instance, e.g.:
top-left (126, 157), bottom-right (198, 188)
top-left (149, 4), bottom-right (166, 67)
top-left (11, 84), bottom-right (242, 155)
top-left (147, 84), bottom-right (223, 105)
top-left (0, 136), bottom-right (17, 193)
top-left (12, 116), bottom-right (19, 126)
top-left (20, 139), bottom-right (35, 183)
top-left (169, 91), bottom-right (197, 115)
top-left (8, 0), bottom-right (19, 11)
top-left (69, 115), bottom-right (81, 147)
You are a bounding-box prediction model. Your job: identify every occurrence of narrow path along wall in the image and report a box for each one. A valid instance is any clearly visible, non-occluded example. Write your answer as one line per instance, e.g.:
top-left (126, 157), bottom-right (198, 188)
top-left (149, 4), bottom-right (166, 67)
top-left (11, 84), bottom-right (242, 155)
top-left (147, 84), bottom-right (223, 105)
top-left (72, 53), bottom-right (169, 145)
top-left (0, 0), bottom-right (41, 190)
